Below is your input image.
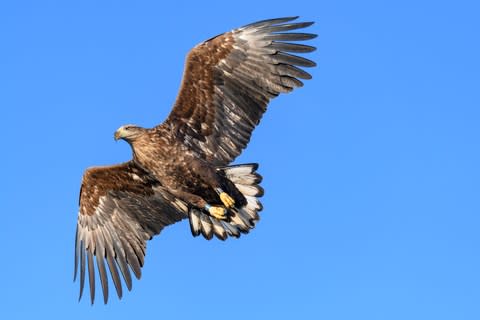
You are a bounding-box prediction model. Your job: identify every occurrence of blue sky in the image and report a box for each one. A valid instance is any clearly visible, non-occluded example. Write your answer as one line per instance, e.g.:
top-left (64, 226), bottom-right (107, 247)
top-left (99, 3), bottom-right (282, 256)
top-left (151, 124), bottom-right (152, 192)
top-left (1, 1), bottom-right (479, 319)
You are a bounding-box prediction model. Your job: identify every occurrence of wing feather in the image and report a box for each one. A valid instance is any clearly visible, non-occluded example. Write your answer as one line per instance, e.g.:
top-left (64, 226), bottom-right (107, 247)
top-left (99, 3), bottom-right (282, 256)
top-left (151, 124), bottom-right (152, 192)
top-left (160, 17), bottom-right (316, 165)
top-left (87, 250), bottom-right (95, 305)
top-left (74, 162), bottom-right (188, 304)
top-left (78, 239), bottom-right (86, 301)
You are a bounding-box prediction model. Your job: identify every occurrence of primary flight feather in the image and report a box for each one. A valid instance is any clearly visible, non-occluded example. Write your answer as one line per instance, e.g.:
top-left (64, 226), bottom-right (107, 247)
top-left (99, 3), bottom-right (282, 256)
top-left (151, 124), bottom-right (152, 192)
top-left (74, 16), bottom-right (316, 304)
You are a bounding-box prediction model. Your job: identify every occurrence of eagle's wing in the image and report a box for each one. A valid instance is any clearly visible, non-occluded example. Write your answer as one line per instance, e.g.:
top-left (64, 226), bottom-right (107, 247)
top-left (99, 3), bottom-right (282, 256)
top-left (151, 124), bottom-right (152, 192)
top-left (161, 16), bottom-right (316, 165)
top-left (74, 162), bottom-right (188, 304)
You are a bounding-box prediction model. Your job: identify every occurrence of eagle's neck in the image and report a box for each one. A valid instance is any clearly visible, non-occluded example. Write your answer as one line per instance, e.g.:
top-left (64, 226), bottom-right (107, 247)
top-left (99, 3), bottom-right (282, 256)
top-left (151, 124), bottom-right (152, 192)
top-left (129, 132), bottom-right (162, 171)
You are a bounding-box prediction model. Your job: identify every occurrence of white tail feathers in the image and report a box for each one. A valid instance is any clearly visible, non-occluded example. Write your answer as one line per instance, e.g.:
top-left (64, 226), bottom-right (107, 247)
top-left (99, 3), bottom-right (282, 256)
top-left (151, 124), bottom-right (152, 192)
top-left (188, 163), bottom-right (263, 240)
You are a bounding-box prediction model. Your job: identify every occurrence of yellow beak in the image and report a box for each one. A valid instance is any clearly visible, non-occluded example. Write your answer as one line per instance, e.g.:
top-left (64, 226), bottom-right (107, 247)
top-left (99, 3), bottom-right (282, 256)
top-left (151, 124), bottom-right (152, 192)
top-left (114, 130), bottom-right (122, 141)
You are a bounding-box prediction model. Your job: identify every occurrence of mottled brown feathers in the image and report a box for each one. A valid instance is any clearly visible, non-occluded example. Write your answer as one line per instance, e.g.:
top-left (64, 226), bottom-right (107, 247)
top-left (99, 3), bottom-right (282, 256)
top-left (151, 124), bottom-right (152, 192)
top-left (161, 16), bottom-right (316, 165)
top-left (170, 33), bottom-right (235, 124)
top-left (79, 162), bottom-right (157, 215)
top-left (75, 161), bottom-right (188, 304)
top-left (75, 16), bottom-right (316, 305)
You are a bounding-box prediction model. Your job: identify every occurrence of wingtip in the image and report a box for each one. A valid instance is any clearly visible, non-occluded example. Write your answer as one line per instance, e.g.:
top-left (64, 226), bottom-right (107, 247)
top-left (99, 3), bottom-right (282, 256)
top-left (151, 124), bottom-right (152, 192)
top-left (280, 15), bottom-right (300, 22)
top-left (242, 16), bottom-right (300, 29)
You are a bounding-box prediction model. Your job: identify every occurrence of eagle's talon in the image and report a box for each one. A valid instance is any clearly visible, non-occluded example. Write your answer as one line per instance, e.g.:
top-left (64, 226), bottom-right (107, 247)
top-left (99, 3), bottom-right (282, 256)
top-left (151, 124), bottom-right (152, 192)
top-left (219, 192), bottom-right (235, 208)
top-left (208, 206), bottom-right (227, 220)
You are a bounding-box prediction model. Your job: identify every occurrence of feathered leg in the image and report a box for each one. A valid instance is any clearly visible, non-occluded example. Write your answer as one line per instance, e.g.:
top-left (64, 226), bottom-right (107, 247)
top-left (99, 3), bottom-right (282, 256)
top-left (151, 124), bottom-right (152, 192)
top-left (167, 189), bottom-right (227, 220)
top-left (190, 158), bottom-right (237, 210)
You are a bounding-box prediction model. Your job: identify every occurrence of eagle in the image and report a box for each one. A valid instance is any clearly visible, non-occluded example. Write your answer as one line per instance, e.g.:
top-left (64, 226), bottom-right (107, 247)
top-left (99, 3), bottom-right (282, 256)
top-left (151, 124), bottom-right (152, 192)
top-left (74, 16), bottom-right (316, 304)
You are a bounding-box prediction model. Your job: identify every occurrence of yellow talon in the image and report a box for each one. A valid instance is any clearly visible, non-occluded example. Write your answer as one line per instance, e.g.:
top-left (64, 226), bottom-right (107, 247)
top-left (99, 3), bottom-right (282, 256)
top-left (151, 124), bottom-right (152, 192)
top-left (219, 192), bottom-right (235, 208)
top-left (209, 206), bottom-right (227, 220)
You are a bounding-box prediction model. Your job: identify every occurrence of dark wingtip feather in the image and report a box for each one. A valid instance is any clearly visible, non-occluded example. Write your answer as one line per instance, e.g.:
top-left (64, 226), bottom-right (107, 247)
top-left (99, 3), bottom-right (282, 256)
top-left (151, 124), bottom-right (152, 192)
top-left (74, 227), bottom-right (79, 281)
top-left (96, 255), bottom-right (109, 305)
top-left (282, 76), bottom-right (304, 89)
top-left (243, 16), bottom-right (299, 29)
top-left (270, 42), bottom-right (316, 53)
top-left (255, 185), bottom-right (265, 197)
top-left (117, 238), bottom-right (142, 281)
top-left (87, 250), bottom-right (95, 305)
top-left (106, 254), bottom-right (123, 300)
top-left (273, 52), bottom-right (316, 67)
top-left (78, 241), bottom-right (86, 302)
top-left (265, 32), bottom-right (317, 42)
top-left (259, 21), bottom-right (315, 34)
top-left (111, 239), bottom-right (133, 292)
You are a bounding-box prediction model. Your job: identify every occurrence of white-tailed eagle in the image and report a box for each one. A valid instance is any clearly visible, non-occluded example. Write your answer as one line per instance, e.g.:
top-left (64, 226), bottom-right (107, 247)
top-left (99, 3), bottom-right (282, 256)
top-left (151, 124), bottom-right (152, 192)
top-left (74, 16), bottom-right (316, 304)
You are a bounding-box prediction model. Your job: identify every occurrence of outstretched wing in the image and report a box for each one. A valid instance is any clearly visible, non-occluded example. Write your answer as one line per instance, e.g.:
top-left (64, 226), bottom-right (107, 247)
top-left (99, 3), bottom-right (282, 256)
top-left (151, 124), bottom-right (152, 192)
top-left (161, 16), bottom-right (316, 165)
top-left (74, 162), bottom-right (188, 304)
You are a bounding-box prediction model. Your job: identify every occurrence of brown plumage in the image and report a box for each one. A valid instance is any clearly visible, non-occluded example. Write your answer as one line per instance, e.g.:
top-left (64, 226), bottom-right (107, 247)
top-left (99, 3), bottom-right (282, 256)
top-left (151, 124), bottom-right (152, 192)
top-left (74, 16), bottom-right (316, 304)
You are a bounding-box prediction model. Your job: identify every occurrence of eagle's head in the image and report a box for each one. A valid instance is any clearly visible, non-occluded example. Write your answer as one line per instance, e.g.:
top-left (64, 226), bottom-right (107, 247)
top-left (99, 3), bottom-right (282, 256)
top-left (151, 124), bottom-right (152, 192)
top-left (114, 125), bottom-right (145, 142)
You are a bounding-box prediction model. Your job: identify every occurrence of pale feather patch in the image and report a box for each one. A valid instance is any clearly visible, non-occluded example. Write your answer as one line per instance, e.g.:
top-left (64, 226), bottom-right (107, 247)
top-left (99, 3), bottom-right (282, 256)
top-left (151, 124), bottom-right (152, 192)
top-left (235, 184), bottom-right (262, 197)
top-left (188, 209), bottom-right (202, 237)
top-left (173, 199), bottom-right (188, 213)
top-left (228, 174), bottom-right (260, 185)
top-left (199, 214), bottom-right (213, 240)
top-left (223, 165), bottom-right (255, 176)
top-left (245, 195), bottom-right (262, 211)
top-left (129, 173), bottom-right (142, 181)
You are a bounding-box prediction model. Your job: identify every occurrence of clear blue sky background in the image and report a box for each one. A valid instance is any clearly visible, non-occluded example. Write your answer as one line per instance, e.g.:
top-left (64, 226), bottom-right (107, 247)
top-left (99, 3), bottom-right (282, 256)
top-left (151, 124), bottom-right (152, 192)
top-left (1, 1), bottom-right (479, 319)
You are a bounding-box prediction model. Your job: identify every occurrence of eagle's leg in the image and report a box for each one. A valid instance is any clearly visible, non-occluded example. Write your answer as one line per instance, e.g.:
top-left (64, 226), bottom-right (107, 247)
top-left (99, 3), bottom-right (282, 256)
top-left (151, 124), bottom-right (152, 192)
top-left (168, 188), bottom-right (227, 220)
top-left (191, 160), bottom-right (236, 209)
top-left (214, 188), bottom-right (235, 208)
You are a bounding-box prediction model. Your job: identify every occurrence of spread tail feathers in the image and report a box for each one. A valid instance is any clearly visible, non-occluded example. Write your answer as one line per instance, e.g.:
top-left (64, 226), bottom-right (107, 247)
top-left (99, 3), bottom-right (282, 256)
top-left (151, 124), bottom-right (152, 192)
top-left (188, 163), bottom-right (263, 240)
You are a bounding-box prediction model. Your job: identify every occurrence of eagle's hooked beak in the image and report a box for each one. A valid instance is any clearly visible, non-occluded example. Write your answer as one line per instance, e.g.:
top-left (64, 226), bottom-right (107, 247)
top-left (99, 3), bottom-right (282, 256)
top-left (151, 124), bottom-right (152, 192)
top-left (114, 129), bottom-right (122, 141)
